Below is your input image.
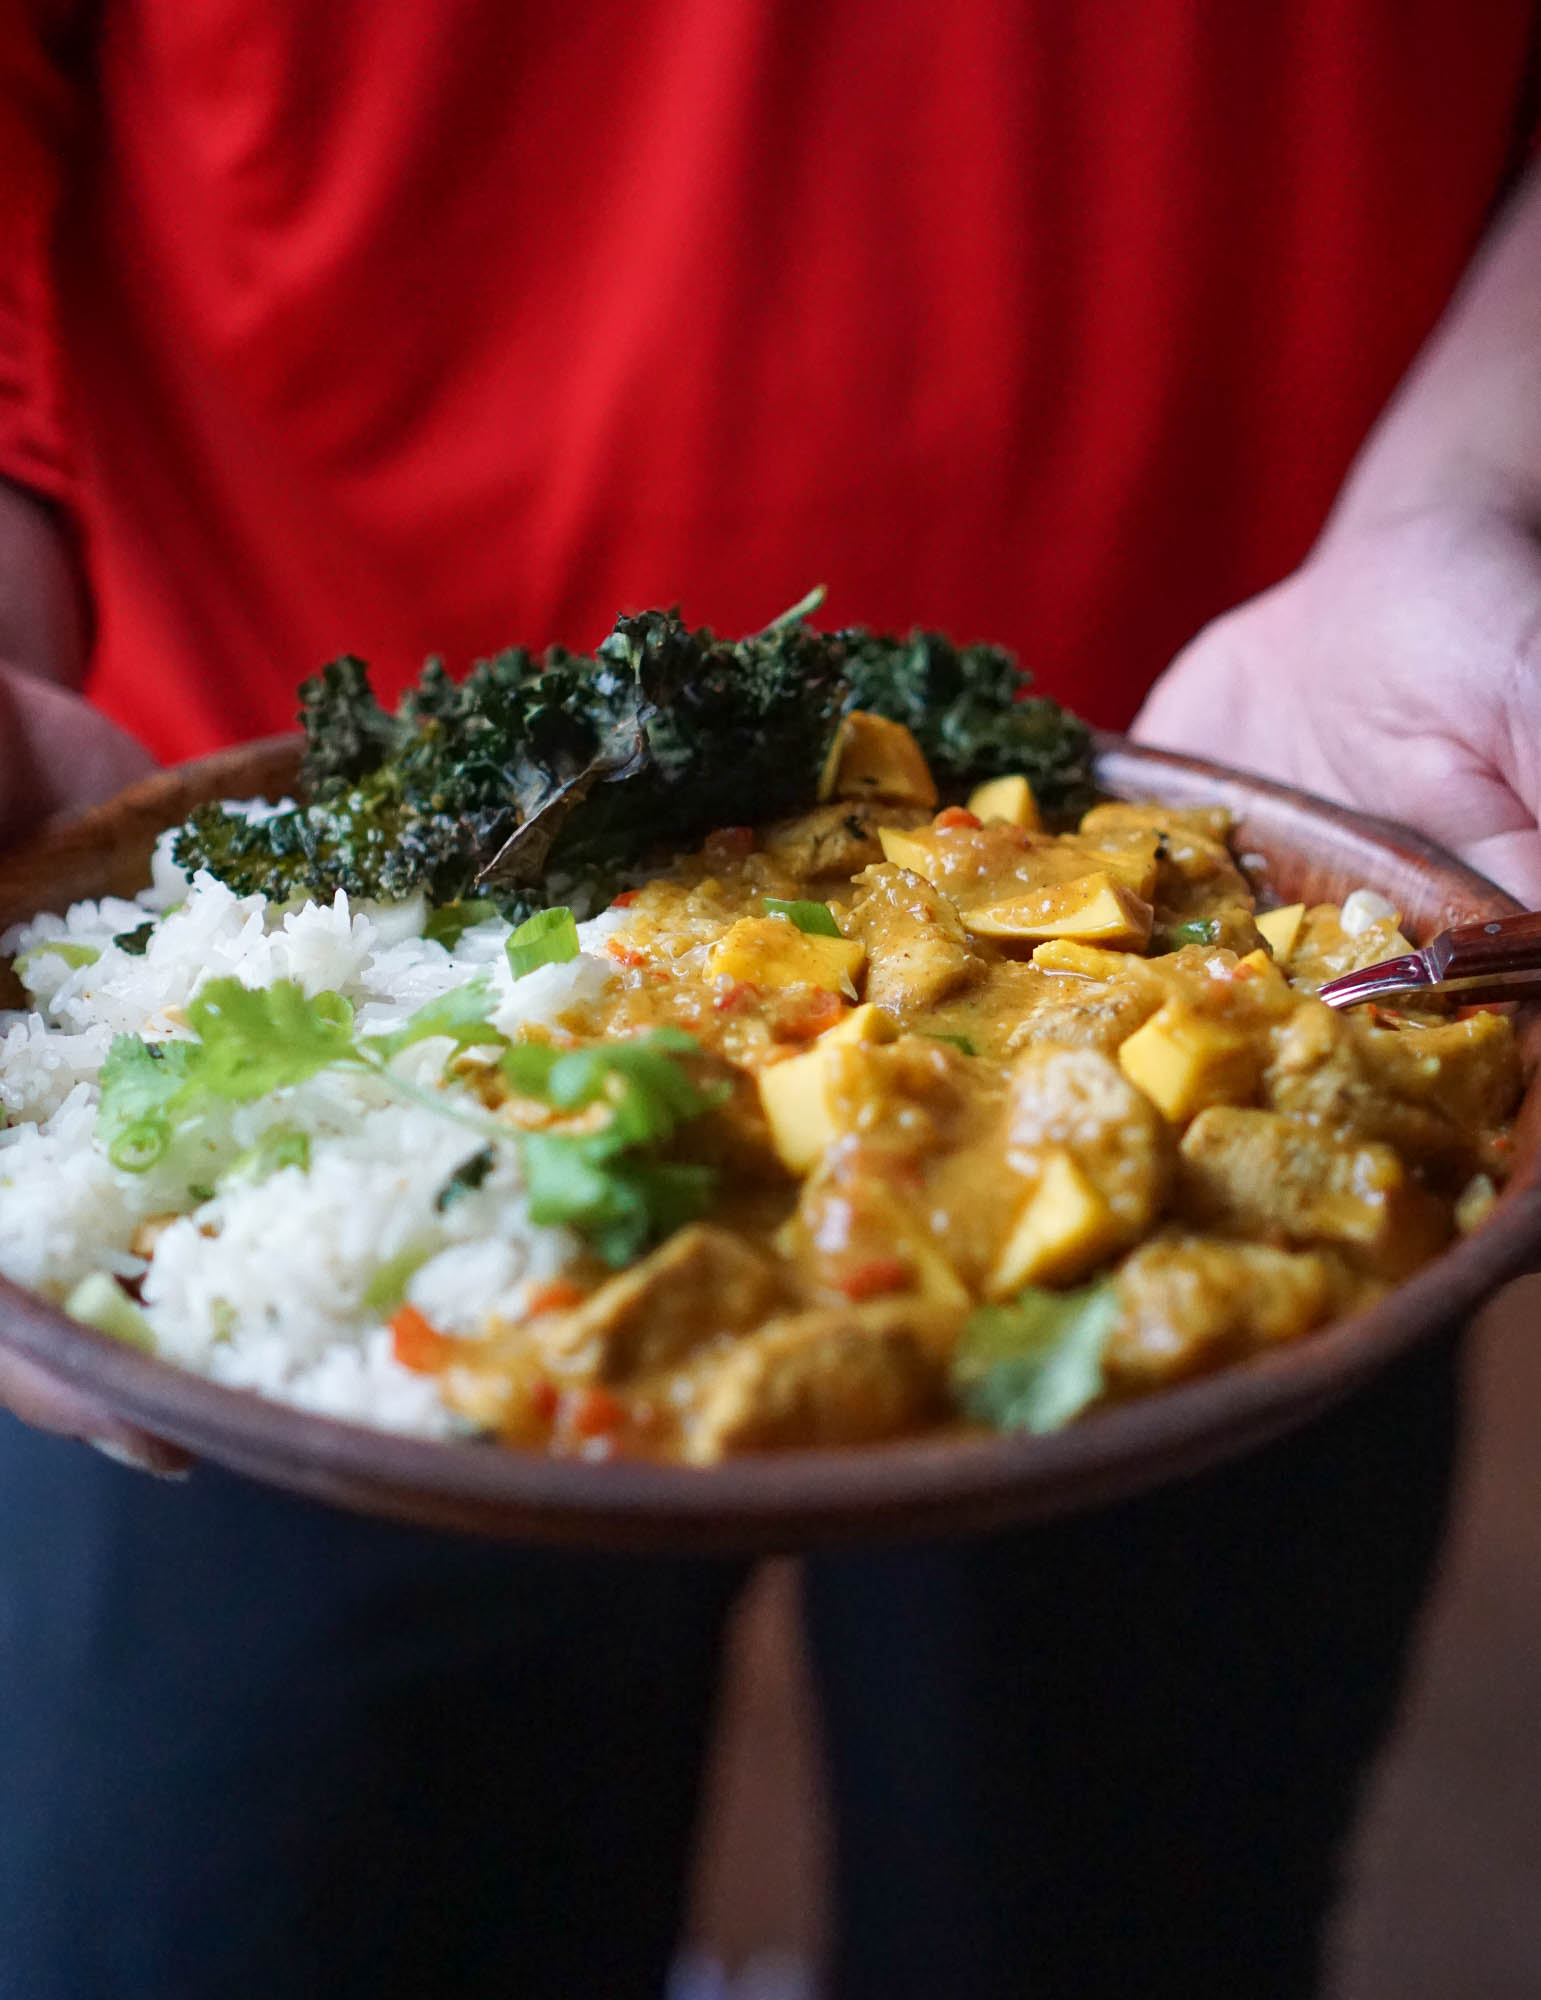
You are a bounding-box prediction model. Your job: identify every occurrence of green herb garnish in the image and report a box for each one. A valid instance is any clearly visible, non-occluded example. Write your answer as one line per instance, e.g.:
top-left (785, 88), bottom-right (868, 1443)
top-left (951, 1278), bottom-right (1120, 1434)
top-left (505, 907), bottom-right (579, 980)
top-left (112, 923), bottom-right (156, 956)
top-left (923, 1031), bottom-right (976, 1056)
top-left (502, 1028), bottom-right (727, 1264)
top-left (763, 898), bottom-right (841, 938)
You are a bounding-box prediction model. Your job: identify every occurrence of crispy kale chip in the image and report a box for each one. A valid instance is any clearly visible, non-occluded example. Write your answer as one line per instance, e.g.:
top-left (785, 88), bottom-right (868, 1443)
top-left (838, 628), bottom-right (1095, 815)
top-left (173, 598), bottom-right (1093, 914)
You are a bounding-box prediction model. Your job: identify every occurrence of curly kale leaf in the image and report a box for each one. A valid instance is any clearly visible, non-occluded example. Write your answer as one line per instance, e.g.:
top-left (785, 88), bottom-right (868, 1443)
top-left (173, 599), bottom-right (1093, 912)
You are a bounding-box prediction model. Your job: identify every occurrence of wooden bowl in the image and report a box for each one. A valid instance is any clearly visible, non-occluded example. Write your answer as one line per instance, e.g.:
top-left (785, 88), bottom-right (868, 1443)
top-left (1, 735), bottom-right (1536, 1551)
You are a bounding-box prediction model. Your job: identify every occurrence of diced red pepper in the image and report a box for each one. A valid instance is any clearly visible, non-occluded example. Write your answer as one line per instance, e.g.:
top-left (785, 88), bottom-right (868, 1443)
top-left (837, 1255), bottom-right (910, 1300)
top-left (527, 1278), bottom-right (587, 1315)
top-left (713, 979), bottom-right (757, 1013)
top-left (703, 825), bottom-right (757, 864)
top-left (530, 1378), bottom-right (560, 1423)
top-left (607, 941), bottom-right (650, 968)
top-left (390, 1304), bottom-right (455, 1373)
top-left (775, 989), bottom-right (845, 1040)
top-left (566, 1386), bottom-right (627, 1438)
top-left (611, 889), bottom-right (639, 908)
top-left (934, 806), bottom-right (982, 831)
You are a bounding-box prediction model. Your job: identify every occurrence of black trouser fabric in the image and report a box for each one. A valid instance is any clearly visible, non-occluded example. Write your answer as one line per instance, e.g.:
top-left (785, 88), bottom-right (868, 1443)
top-left (0, 1333), bottom-right (1457, 2000)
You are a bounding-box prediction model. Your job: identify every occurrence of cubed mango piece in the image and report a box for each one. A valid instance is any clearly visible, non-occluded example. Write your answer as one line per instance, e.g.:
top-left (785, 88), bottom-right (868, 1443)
top-left (1255, 902), bottom-right (1305, 963)
top-left (707, 917), bottom-right (865, 995)
top-left (875, 826), bottom-right (942, 879)
top-left (966, 773), bottom-right (1042, 831)
top-left (820, 1001), bottom-right (899, 1046)
top-left (818, 712), bottom-right (938, 807)
top-left (758, 1047), bottom-right (841, 1173)
top-left (1117, 1001), bottom-right (1262, 1124)
top-left (986, 1149), bottom-right (1122, 1295)
top-left (964, 873), bottom-right (1154, 952)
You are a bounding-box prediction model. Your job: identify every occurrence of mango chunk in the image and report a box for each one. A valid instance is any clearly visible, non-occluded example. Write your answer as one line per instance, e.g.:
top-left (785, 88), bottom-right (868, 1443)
top-left (758, 1047), bottom-right (841, 1173)
top-left (1117, 1001), bottom-right (1263, 1124)
top-left (1255, 902), bottom-right (1305, 963)
top-left (876, 826), bottom-right (941, 879)
top-left (965, 873), bottom-right (1154, 952)
top-left (819, 712), bottom-right (938, 808)
top-left (821, 1001), bottom-right (899, 1046)
top-left (1032, 938), bottom-right (1158, 982)
top-left (707, 917), bottom-right (865, 994)
top-left (986, 1149), bottom-right (1122, 1295)
top-left (967, 773), bottom-right (1041, 831)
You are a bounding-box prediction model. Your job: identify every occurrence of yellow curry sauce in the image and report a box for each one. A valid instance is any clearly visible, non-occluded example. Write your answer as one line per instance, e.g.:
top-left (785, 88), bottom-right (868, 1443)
top-left (412, 715), bottom-right (1521, 1463)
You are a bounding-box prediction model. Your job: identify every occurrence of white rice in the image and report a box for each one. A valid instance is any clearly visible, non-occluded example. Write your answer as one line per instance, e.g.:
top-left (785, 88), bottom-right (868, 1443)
top-left (0, 825), bottom-right (625, 1436)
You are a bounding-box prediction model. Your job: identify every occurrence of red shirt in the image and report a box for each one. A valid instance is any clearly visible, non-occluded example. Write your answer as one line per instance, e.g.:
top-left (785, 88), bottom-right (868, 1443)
top-left (4, 2), bottom-right (1538, 760)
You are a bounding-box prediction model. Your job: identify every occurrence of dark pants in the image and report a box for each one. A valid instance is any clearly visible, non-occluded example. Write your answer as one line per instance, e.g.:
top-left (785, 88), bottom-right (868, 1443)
top-left (0, 1336), bottom-right (1458, 2000)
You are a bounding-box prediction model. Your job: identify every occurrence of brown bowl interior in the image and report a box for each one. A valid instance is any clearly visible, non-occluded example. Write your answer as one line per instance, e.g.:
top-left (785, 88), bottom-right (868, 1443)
top-left (1, 734), bottom-right (1537, 1551)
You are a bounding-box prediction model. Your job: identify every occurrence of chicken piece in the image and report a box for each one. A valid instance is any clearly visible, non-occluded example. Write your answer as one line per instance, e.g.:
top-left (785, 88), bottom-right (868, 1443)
top-left (1106, 1233), bottom-right (1365, 1389)
top-left (1005, 1043), bottom-right (1169, 1236)
top-left (982, 1044), bottom-right (1169, 1292)
top-left (530, 1224), bottom-right (785, 1383)
top-left (845, 863), bottom-right (982, 1014)
top-left (1265, 1001), bottom-right (1522, 1176)
top-left (1079, 799), bottom-right (1252, 925)
top-left (1006, 952), bottom-right (1166, 1058)
top-left (681, 1298), bottom-right (958, 1461)
top-left (782, 1145), bottom-right (972, 1306)
top-left (1177, 1105), bottom-right (1449, 1277)
top-left (760, 802), bottom-right (929, 883)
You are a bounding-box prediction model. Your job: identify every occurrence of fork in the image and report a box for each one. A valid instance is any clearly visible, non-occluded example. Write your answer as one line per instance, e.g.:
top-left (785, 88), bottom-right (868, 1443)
top-left (1316, 910), bottom-right (1541, 1010)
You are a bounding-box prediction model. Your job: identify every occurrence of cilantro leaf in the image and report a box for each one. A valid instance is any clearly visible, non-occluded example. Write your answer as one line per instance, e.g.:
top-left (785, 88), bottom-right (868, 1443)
top-left (504, 1029), bottom-right (724, 1263)
top-left (363, 973), bottom-right (503, 1061)
top-left (505, 906), bottom-right (580, 980)
top-left (187, 979), bottom-right (359, 1102)
top-left (951, 1278), bottom-right (1120, 1433)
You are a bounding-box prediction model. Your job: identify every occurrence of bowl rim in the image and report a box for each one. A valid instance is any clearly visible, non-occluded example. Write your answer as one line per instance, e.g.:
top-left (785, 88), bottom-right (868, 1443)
top-left (1, 733), bottom-right (1535, 1550)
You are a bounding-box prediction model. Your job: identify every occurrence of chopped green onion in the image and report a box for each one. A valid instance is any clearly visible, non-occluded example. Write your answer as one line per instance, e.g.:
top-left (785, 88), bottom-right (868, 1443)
top-left (763, 898), bottom-right (841, 938)
top-left (923, 1031), bottom-right (976, 1056)
top-left (1168, 918), bottom-right (1220, 948)
top-left (363, 1244), bottom-right (434, 1314)
top-left (64, 1273), bottom-right (155, 1351)
top-left (16, 941), bottom-right (99, 974)
top-left (506, 907), bottom-right (580, 980)
top-left (112, 923), bottom-right (156, 957)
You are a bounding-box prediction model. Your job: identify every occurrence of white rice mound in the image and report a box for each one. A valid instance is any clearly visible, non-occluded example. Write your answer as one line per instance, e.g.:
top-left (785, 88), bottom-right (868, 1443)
top-left (0, 820), bottom-right (626, 1437)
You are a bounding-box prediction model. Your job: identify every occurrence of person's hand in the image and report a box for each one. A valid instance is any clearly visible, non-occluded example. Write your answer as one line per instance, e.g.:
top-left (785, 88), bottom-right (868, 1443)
top-left (0, 481), bottom-right (183, 1472)
top-left (1133, 498), bottom-right (1541, 907)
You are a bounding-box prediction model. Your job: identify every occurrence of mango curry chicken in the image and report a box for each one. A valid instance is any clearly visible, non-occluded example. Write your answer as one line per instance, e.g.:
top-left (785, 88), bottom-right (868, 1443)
top-left (162, 607), bottom-right (1523, 1462)
top-left (407, 712), bottom-right (1516, 1464)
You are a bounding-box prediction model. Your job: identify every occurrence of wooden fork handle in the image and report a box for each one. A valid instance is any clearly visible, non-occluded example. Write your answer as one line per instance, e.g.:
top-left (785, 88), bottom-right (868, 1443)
top-left (1432, 910), bottom-right (1541, 983)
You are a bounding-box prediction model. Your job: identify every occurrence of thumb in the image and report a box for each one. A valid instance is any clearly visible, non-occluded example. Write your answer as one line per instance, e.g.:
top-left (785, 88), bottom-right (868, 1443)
top-left (0, 666), bottom-right (154, 844)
